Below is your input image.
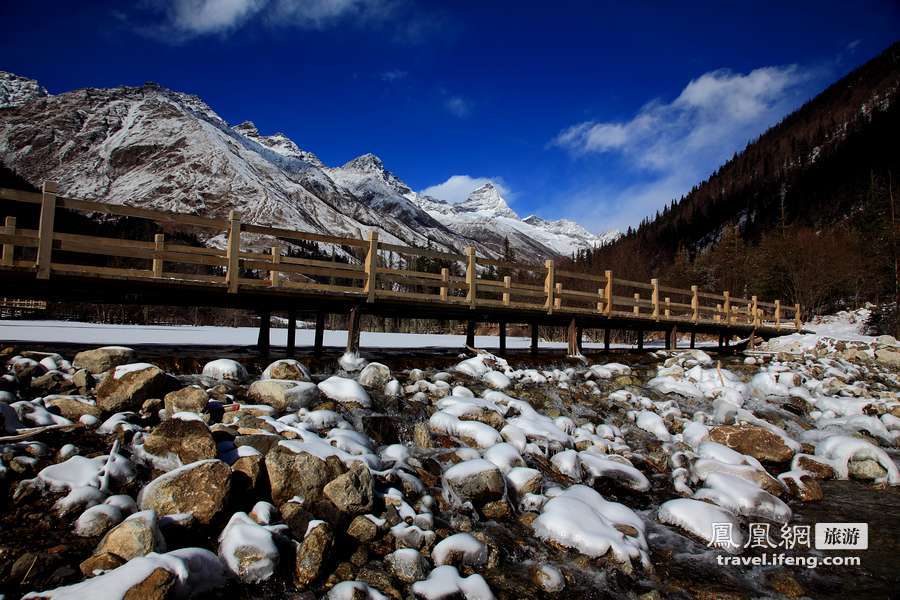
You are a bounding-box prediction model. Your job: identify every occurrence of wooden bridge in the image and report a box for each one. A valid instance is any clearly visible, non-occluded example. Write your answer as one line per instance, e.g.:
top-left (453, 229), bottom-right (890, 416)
top-left (0, 182), bottom-right (801, 355)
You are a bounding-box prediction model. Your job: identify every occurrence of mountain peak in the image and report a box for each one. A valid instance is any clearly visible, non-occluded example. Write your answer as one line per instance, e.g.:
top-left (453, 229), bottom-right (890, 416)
top-left (0, 71), bottom-right (49, 109)
top-left (232, 120), bottom-right (259, 136)
top-left (456, 182), bottom-right (518, 219)
top-left (343, 153), bottom-right (386, 173)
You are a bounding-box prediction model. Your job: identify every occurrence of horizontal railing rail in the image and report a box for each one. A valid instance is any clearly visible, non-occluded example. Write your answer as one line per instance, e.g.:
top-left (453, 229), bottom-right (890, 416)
top-left (0, 183), bottom-right (802, 330)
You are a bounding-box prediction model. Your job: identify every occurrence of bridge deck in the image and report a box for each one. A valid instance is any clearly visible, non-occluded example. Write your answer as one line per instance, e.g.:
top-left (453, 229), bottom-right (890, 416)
top-left (0, 182), bottom-right (800, 353)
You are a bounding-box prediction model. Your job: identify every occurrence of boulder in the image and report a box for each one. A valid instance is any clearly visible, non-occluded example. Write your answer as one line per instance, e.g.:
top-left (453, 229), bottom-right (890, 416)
top-left (265, 444), bottom-right (346, 506)
top-left (164, 386), bottom-right (208, 416)
top-left (137, 459), bottom-right (231, 525)
top-left (96, 363), bottom-right (170, 414)
top-left (323, 462), bottom-right (374, 515)
top-left (875, 347), bottom-right (900, 368)
top-left (295, 521), bottom-right (333, 588)
top-left (73, 346), bottom-right (136, 375)
top-left (30, 371), bottom-right (76, 395)
top-left (232, 451), bottom-right (264, 490)
top-left (142, 419), bottom-right (217, 466)
top-left (123, 567), bottom-right (176, 600)
top-left (45, 395), bottom-right (102, 420)
top-left (385, 548), bottom-right (428, 583)
top-left (202, 359), bottom-right (247, 382)
top-left (709, 424), bottom-right (794, 463)
top-left (795, 455), bottom-right (835, 479)
top-left (443, 459), bottom-right (505, 507)
top-left (92, 510), bottom-right (166, 562)
top-left (248, 380), bottom-right (319, 412)
top-left (218, 512), bottom-right (279, 583)
top-left (347, 515), bottom-right (380, 543)
top-left (358, 363), bottom-right (391, 389)
top-left (73, 368), bottom-right (94, 394)
top-left (262, 359), bottom-right (311, 382)
top-left (281, 502), bottom-right (313, 540)
top-left (848, 458), bottom-right (888, 481)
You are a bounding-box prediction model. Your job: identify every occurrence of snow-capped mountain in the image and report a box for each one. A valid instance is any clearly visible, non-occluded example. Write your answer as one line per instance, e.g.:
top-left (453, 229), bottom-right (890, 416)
top-left (0, 72), bottom-right (609, 262)
top-left (411, 183), bottom-right (616, 258)
top-left (0, 72), bottom-right (48, 109)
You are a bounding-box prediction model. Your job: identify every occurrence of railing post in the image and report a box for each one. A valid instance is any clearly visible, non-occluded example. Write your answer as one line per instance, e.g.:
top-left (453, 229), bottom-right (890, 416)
top-left (597, 285), bottom-right (604, 313)
top-left (774, 299), bottom-right (781, 330)
top-left (751, 296), bottom-right (759, 326)
top-left (225, 210), bottom-right (241, 294)
top-left (364, 230), bottom-right (378, 302)
top-left (651, 278), bottom-right (660, 320)
top-left (503, 275), bottom-right (511, 306)
top-left (691, 286), bottom-right (699, 323)
top-left (715, 303), bottom-right (722, 322)
top-left (440, 267), bottom-right (449, 302)
top-left (633, 292), bottom-right (640, 316)
top-left (465, 247), bottom-right (477, 309)
top-left (604, 270), bottom-right (613, 317)
top-left (35, 181), bottom-right (58, 280)
top-left (152, 233), bottom-right (165, 278)
top-left (544, 259), bottom-right (555, 314)
top-left (554, 282), bottom-right (562, 310)
top-left (270, 246), bottom-right (281, 287)
top-left (664, 297), bottom-right (671, 319)
top-left (746, 301), bottom-right (752, 324)
top-left (2, 216), bottom-right (16, 267)
top-left (723, 291), bottom-right (731, 325)
top-left (794, 303), bottom-right (801, 330)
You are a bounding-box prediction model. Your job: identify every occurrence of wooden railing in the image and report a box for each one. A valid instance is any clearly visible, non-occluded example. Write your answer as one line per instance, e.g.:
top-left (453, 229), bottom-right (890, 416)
top-left (0, 183), bottom-right (801, 330)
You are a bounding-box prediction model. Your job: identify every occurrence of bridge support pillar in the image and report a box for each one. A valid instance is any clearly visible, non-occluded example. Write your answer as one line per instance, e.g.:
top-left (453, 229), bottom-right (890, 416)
top-left (717, 332), bottom-right (723, 349)
top-left (636, 329), bottom-right (643, 351)
top-left (286, 309), bottom-right (296, 357)
top-left (567, 318), bottom-right (578, 357)
top-left (668, 325), bottom-right (678, 350)
top-left (690, 331), bottom-right (696, 349)
top-left (466, 320), bottom-right (476, 348)
top-left (530, 322), bottom-right (539, 355)
top-left (498, 321), bottom-right (507, 354)
top-left (346, 307), bottom-right (361, 355)
top-left (603, 328), bottom-right (610, 351)
top-left (257, 308), bottom-right (271, 355)
top-left (314, 312), bottom-right (325, 356)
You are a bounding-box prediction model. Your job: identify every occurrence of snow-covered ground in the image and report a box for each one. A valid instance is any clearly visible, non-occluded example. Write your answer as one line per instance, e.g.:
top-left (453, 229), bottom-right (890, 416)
top-left (0, 319), bottom-right (677, 349)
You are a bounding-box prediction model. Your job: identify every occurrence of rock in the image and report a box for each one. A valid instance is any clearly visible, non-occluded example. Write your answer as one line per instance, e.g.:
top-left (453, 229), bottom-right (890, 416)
top-left (875, 347), bottom-right (900, 368)
top-left (848, 458), bottom-right (888, 481)
top-left (781, 472), bottom-right (823, 502)
top-left (75, 504), bottom-right (125, 537)
top-left (385, 548), bottom-right (428, 583)
top-left (413, 422), bottom-right (432, 449)
top-left (45, 395), bottom-right (102, 420)
top-left (235, 433), bottom-right (281, 455)
top-left (202, 359), bottom-right (248, 382)
top-left (73, 346), bottom-right (136, 374)
top-left (295, 521), bottom-right (333, 588)
top-left (262, 359), bottom-right (311, 381)
top-left (532, 564), bottom-right (565, 593)
top-left (123, 567), bottom-right (176, 600)
top-left (248, 380), bottom-right (319, 412)
top-left (164, 386), bottom-right (208, 415)
top-left (142, 419), bottom-right (217, 466)
top-left (137, 459), bottom-right (231, 524)
top-left (265, 444), bottom-right (346, 506)
top-left (358, 362), bottom-right (391, 389)
top-left (362, 415), bottom-right (400, 446)
top-left (443, 459), bottom-right (505, 507)
top-left (766, 569), bottom-right (806, 598)
top-left (795, 455), bottom-right (835, 479)
top-left (96, 363), bottom-right (170, 414)
top-left (232, 452), bottom-right (264, 490)
top-left (347, 515), bottom-right (380, 543)
top-left (709, 424), bottom-right (794, 463)
top-left (317, 376), bottom-right (371, 408)
top-left (323, 462), bottom-right (374, 515)
top-left (218, 512), bottom-right (279, 582)
top-left (92, 510), bottom-right (165, 562)
top-left (80, 552), bottom-right (126, 577)
top-left (281, 502), bottom-right (313, 540)
top-left (30, 371), bottom-right (76, 395)
top-left (73, 368), bottom-right (94, 394)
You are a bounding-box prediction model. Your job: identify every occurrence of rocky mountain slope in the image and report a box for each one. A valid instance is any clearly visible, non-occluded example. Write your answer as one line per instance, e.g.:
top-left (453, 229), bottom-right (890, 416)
top-left (0, 73), bottom-right (613, 263)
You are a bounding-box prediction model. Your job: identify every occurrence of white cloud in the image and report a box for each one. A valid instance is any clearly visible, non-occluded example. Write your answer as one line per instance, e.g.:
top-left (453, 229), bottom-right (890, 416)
top-left (143, 0), bottom-right (395, 39)
top-left (380, 69), bottom-right (408, 82)
top-left (268, 0), bottom-right (394, 30)
top-left (444, 95), bottom-right (472, 118)
top-left (165, 0), bottom-right (266, 35)
top-left (552, 64), bottom-right (823, 230)
top-left (421, 175), bottom-right (510, 204)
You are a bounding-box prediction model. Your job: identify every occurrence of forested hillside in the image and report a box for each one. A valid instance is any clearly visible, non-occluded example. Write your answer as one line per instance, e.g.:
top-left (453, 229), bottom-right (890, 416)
top-left (568, 42), bottom-right (899, 321)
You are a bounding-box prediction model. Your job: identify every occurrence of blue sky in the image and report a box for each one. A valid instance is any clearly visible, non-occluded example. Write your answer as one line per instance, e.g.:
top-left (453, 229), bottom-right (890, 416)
top-left (1, 1), bottom-right (897, 232)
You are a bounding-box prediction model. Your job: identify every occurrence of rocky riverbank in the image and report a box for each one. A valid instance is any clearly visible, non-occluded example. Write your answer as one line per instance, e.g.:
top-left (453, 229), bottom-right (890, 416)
top-left (1, 319), bottom-right (899, 599)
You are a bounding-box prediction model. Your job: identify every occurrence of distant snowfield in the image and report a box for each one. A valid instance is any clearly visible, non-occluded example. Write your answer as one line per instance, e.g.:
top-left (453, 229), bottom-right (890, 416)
top-left (0, 319), bottom-right (616, 349)
top-left (0, 319), bottom-right (699, 350)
